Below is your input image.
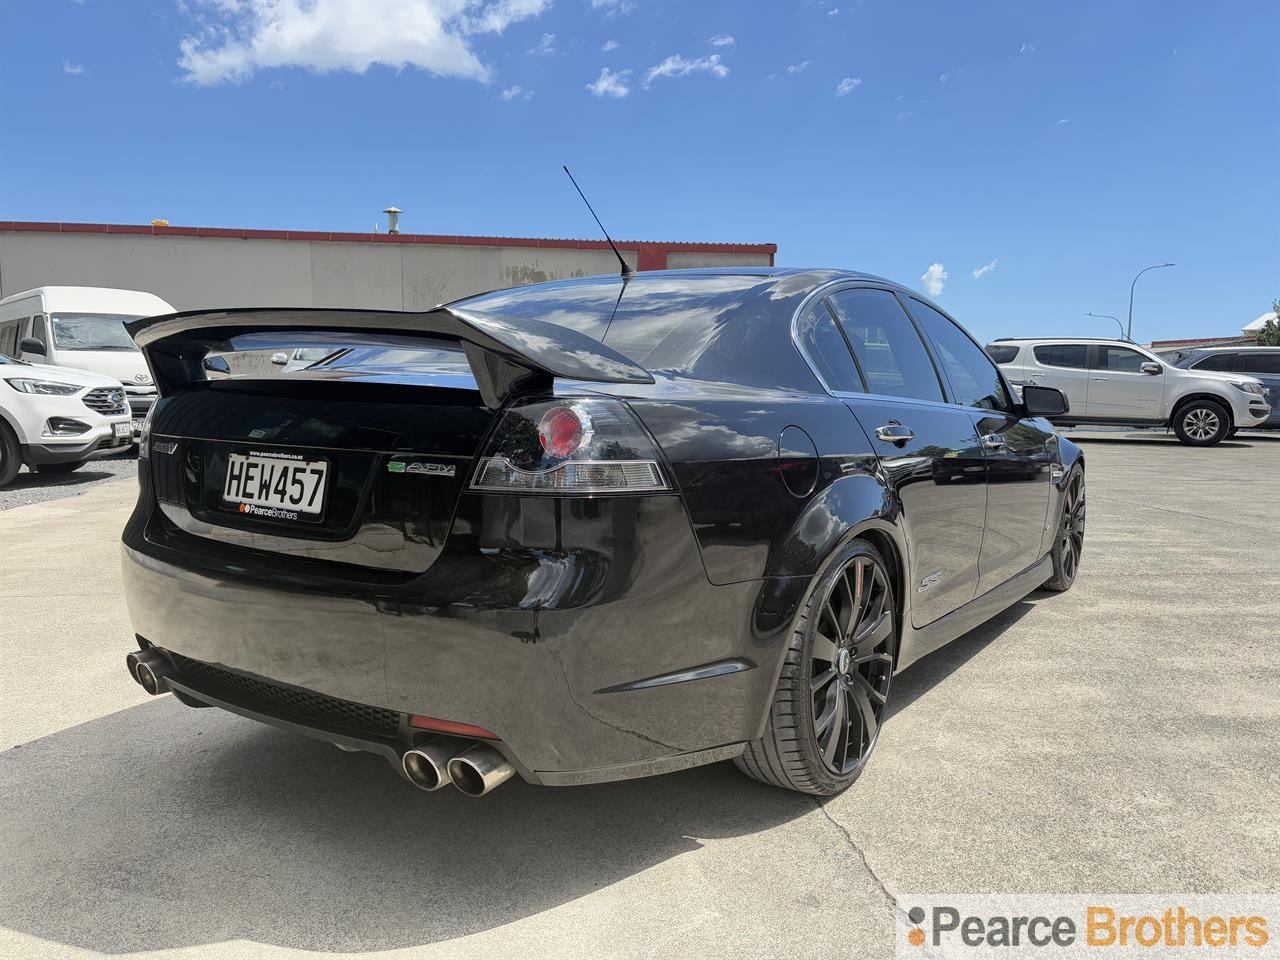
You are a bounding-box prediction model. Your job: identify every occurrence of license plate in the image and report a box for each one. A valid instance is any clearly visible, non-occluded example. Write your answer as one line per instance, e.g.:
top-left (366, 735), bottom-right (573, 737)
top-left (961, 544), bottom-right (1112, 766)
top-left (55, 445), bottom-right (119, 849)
top-left (222, 451), bottom-right (328, 518)
top-left (113, 422), bottom-right (132, 439)
top-left (131, 419), bottom-right (144, 434)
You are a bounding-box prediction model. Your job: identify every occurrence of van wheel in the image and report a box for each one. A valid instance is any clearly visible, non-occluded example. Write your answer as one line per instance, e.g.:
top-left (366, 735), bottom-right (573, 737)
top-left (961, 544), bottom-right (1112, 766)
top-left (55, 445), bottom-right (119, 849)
top-left (735, 538), bottom-right (896, 796)
top-left (35, 460), bottom-right (87, 475)
top-left (1173, 399), bottom-right (1231, 445)
top-left (0, 423), bottom-right (20, 488)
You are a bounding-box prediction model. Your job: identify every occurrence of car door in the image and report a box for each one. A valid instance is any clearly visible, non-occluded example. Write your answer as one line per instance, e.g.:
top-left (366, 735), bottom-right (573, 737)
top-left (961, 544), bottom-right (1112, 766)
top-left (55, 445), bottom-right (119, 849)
top-left (903, 298), bottom-right (1055, 593)
top-left (1086, 344), bottom-right (1165, 419)
top-left (1024, 343), bottom-right (1089, 414)
top-left (824, 287), bottom-right (987, 627)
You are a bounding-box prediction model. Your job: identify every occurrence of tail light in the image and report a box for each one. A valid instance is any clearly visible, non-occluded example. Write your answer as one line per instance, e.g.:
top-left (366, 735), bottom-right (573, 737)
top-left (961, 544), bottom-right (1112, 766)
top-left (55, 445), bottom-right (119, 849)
top-left (469, 397), bottom-right (669, 495)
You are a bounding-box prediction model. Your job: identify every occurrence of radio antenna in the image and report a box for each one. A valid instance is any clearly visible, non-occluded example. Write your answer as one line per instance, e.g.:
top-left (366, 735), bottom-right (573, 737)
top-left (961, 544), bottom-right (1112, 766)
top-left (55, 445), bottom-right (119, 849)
top-left (563, 165), bottom-right (632, 278)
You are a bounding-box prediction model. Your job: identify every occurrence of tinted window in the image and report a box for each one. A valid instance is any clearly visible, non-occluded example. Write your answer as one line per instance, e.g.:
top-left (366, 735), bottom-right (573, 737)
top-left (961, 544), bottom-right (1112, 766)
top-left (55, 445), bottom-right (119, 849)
top-left (1238, 353), bottom-right (1280, 375)
top-left (1097, 345), bottom-right (1149, 371)
top-left (1192, 353), bottom-right (1237, 372)
top-left (985, 344), bottom-right (1020, 364)
top-left (1034, 344), bottom-right (1088, 369)
top-left (827, 289), bottom-right (944, 403)
top-left (907, 300), bottom-right (1011, 411)
top-left (30, 315), bottom-right (47, 348)
top-left (0, 319), bottom-right (19, 357)
top-left (796, 301), bottom-right (863, 392)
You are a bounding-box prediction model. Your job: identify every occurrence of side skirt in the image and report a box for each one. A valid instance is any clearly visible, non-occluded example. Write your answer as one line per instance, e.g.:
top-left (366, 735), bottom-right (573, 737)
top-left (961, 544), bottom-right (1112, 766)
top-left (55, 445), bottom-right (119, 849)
top-left (895, 554), bottom-right (1052, 672)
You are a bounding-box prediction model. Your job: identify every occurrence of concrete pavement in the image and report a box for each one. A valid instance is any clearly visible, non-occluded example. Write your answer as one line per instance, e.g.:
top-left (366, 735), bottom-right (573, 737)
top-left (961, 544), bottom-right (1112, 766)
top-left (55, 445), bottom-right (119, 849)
top-left (1, 434), bottom-right (1277, 959)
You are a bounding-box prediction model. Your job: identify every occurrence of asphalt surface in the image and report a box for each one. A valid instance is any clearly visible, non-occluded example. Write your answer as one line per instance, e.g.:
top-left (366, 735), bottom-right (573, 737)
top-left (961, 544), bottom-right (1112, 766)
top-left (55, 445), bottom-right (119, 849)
top-left (1, 433), bottom-right (1277, 959)
top-left (0, 448), bottom-right (137, 511)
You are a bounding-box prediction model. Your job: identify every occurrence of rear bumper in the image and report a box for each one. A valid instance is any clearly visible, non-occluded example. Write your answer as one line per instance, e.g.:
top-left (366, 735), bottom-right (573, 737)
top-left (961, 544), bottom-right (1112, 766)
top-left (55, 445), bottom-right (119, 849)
top-left (121, 485), bottom-right (802, 785)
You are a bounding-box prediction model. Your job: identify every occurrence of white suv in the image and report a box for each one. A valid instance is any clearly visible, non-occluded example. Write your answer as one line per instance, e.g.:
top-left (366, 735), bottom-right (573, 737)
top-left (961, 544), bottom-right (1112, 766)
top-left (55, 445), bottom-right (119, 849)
top-left (985, 338), bottom-right (1270, 446)
top-left (0, 354), bottom-right (134, 487)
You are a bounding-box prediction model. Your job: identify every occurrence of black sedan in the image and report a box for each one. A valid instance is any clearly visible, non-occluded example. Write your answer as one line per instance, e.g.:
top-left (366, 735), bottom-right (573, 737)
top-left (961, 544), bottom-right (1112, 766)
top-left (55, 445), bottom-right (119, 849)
top-left (121, 268), bottom-right (1084, 797)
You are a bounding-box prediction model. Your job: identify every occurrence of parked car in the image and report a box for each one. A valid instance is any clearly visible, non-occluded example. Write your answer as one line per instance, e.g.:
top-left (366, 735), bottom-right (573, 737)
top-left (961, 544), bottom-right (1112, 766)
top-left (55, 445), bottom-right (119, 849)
top-left (984, 338), bottom-right (1270, 445)
top-left (1159, 346), bottom-right (1280, 430)
top-left (0, 286), bottom-right (175, 434)
top-left (270, 346), bottom-right (348, 373)
top-left (0, 353), bottom-right (133, 487)
top-left (120, 268), bottom-right (1083, 798)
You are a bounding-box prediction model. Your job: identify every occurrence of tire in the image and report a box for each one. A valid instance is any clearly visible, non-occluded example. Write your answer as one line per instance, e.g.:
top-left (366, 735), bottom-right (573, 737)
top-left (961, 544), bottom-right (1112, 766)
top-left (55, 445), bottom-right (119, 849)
top-left (34, 460), bottom-right (87, 475)
top-left (1043, 466), bottom-right (1085, 592)
top-left (735, 538), bottom-right (896, 796)
top-left (1226, 427), bottom-right (1239, 439)
top-left (1172, 399), bottom-right (1231, 446)
top-left (0, 422), bottom-right (21, 489)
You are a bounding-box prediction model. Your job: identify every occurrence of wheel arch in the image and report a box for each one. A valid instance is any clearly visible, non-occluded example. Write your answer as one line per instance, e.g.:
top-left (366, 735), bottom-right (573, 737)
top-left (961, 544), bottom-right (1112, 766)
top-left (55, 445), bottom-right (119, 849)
top-left (1170, 391), bottom-right (1236, 426)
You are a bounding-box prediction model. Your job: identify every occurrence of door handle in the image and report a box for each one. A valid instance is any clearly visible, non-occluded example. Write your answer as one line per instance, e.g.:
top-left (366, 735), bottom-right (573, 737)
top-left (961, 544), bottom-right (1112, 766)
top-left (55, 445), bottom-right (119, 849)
top-left (981, 433), bottom-right (1006, 450)
top-left (874, 423), bottom-right (915, 445)
top-left (1091, 377), bottom-right (1109, 381)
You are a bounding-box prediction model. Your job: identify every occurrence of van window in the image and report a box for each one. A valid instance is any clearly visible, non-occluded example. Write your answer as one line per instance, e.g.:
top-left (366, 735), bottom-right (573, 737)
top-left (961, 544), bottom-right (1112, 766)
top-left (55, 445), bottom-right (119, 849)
top-left (0, 319), bottom-right (20, 358)
top-left (49, 313), bottom-right (143, 351)
top-left (30, 315), bottom-right (48, 349)
top-left (1191, 353), bottom-right (1237, 372)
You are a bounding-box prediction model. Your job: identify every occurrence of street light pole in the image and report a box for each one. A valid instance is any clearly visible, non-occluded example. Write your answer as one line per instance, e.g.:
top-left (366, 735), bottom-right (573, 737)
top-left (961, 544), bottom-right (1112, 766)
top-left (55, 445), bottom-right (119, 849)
top-left (1127, 262), bottom-right (1175, 342)
top-left (1087, 313), bottom-right (1124, 340)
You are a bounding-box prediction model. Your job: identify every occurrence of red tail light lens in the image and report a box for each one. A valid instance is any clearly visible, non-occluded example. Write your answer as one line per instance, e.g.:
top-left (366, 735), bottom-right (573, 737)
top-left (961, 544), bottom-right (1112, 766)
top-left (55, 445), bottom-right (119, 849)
top-left (538, 405), bottom-right (587, 459)
top-left (470, 397), bottom-right (669, 495)
top-left (409, 714), bottom-right (499, 740)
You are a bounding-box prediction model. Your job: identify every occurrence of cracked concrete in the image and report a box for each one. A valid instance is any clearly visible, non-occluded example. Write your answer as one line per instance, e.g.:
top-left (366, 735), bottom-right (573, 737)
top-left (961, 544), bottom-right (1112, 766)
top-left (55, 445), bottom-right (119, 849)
top-left (1, 431), bottom-right (1277, 958)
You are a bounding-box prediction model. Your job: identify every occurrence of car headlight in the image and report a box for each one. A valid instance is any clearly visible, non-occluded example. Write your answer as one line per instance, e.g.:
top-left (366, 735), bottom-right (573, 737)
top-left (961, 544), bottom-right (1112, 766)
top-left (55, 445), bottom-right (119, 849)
top-left (1231, 380), bottom-right (1265, 396)
top-left (4, 378), bottom-right (82, 396)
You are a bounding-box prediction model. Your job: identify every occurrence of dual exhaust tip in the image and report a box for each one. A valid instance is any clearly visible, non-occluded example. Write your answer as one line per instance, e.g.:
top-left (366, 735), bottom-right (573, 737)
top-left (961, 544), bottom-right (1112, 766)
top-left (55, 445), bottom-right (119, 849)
top-left (401, 741), bottom-right (515, 797)
top-left (126, 647), bottom-right (514, 797)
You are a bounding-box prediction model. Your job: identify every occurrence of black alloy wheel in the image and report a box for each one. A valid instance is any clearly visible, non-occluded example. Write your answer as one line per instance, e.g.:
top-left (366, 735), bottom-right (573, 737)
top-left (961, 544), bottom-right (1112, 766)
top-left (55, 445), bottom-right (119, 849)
top-left (1044, 467), bottom-right (1085, 592)
top-left (736, 539), bottom-right (896, 795)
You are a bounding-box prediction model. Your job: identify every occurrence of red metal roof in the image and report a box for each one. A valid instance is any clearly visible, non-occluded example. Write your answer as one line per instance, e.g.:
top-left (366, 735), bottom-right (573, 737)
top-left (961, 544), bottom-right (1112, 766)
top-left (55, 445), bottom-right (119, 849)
top-left (0, 220), bottom-right (776, 257)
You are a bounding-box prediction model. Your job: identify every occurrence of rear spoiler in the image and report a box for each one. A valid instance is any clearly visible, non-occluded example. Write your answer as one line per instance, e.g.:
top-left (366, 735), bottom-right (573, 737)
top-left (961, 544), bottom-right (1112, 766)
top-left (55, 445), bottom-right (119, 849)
top-left (125, 306), bottom-right (653, 409)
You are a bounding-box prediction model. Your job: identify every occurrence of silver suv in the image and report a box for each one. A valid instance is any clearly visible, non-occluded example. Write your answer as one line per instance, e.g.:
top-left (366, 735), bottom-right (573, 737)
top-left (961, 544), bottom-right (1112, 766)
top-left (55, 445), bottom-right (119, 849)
top-left (985, 338), bottom-right (1270, 445)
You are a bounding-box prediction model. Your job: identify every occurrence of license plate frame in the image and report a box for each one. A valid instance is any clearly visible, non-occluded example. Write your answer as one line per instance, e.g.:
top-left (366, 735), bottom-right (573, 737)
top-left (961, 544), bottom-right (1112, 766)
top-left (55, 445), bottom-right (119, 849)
top-left (221, 450), bottom-right (330, 522)
top-left (113, 422), bottom-right (132, 440)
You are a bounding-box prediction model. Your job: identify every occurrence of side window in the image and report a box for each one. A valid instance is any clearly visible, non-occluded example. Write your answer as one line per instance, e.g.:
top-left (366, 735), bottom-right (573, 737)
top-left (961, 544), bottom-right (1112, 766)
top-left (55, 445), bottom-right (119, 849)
top-left (30, 315), bottom-right (48, 348)
top-left (1238, 353), bottom-right (1280, 375)
top-left (795, 301), bottom-right (864, 393)
top-left (1192, 353), bottom-right (1237, 372)
top-left (985, 344), bottom-right (1020, 364)
top-left (1033, 344), bottom-right (1089, 369)
top-left (1096, 345), bottom-right (1149, 372)
top-left (827, 289), bottom-right (944, 403)
top-left (0, 320), bottom-right (19, 357)
top-left (905, 299), bottom-right (1012, 411)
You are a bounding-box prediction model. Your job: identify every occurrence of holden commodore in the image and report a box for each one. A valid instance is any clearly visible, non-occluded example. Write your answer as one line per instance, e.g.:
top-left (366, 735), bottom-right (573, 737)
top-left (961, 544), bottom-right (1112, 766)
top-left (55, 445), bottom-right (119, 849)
top-left (121, 268), bottom-right (1084, 797)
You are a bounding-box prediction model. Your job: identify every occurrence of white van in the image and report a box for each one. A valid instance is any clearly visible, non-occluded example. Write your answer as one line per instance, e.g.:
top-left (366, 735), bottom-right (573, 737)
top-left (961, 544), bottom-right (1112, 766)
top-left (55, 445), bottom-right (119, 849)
top-left (0, 286), bottom-right (175, 431)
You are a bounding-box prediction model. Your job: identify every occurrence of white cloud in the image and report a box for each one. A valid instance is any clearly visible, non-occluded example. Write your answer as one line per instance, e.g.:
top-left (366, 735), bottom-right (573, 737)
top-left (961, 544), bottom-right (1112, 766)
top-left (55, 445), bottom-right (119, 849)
top-left (586, 65), bottom-right (629, 97)
top-left (1057, 118), bottom-right (1070, 124)
top-left (63, 60), bottom-right (85, 75)
top-left (1019, 42), bottom-right (1035, 53)
top-left (786, 60), bottom-right (811, 74)
top-left (601, 39), bottom-right (619, 52)
top-left (643, 52), bottom-right (728, 87)
top-left (921, 262), bottom-right (947, 297)
top-left (938, 72), bottom-right (950, 82)
top-left (177, 0), bottom-right (550, 86)
top-left (835, 76), bottom-right (861, 96)
top-left (527, 31), bottom-right (555, 55)
top-left (828, 6), bottom-right (839, 14)
top-left (501, 83), bottom-right (533, 100)
top-left (708, 34), bottom-right (734, 46)
top-left (970, 259), bottom-right (997, 280)
top-left (590, 0), bottom-right (635, 14)
top-left (896, 111), bottom-right (910, 121)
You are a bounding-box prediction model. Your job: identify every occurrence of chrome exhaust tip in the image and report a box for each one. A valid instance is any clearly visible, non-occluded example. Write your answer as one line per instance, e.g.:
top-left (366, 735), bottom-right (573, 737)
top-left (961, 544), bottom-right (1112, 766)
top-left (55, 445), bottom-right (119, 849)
top-left (446, 745), bottom-right (515, 797)
top-left (401, 741), bottom-right (459, 792)
top-left (127, 649), bottom-right (171, 696)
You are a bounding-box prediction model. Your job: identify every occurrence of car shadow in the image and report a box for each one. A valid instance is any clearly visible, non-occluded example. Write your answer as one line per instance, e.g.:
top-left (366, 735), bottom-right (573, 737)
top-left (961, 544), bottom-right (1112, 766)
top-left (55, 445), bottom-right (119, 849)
top-left (1064, 434), bottom-right (1255, 448)
top-left (7, 468), bottom-right (117, 489)
top-left (0, 697), bottom-right (815, 954)
top-left (888, 598), bottom-right (1038, 718)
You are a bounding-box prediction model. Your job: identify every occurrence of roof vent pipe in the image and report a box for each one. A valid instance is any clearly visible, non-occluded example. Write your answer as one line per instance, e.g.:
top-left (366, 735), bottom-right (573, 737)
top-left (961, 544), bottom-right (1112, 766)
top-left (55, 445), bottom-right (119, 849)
top-left (383, 206), bottom-right (402, 235)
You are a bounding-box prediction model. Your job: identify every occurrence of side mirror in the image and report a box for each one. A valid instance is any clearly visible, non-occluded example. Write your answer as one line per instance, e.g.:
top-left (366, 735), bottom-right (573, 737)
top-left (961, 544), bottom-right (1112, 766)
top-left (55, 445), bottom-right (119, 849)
top-left (1022, 384), bottom-right (1069, 417)
top-left (270, 351), bottom-right (289, 366)
top-left (202, 356), bottom-right (231, 376)
top-left (1140, 362), bottom-right (1162, 375)
top-left (19, 337), bottom-right (46, 356)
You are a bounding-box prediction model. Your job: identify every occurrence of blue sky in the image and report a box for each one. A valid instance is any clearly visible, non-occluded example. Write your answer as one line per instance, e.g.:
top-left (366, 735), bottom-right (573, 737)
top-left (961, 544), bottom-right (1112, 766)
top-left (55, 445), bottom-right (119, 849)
top-left (1, 0), bottom-right (1276, 344)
